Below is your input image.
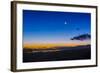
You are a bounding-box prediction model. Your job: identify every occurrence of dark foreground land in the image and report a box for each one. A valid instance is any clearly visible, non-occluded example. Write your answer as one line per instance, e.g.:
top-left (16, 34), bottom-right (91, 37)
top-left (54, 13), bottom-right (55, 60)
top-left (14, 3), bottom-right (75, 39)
top-left (23, 45), bottom-right (91, 62)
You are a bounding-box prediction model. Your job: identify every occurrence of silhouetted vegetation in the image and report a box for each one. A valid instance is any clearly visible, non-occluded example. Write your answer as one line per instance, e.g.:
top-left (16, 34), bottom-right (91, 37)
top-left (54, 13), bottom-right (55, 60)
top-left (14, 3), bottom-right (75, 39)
top-left (23, 45), bottom-right (91, 62)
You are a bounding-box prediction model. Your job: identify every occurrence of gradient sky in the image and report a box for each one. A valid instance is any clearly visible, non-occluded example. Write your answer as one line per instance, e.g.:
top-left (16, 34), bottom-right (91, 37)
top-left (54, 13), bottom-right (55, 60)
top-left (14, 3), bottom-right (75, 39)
top-left (23, 10), bottom-right (91, 44)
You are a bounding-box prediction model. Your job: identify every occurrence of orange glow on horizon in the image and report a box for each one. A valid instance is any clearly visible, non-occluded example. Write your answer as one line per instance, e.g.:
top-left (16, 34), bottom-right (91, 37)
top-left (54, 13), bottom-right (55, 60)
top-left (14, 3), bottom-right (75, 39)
top-left (23, 42), bottom-right (90, 49)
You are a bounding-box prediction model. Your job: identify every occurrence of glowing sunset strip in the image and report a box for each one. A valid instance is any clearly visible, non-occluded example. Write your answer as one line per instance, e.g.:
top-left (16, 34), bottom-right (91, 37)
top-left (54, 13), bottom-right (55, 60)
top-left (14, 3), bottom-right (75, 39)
top-left (23, 42), bottom-right (90, 49)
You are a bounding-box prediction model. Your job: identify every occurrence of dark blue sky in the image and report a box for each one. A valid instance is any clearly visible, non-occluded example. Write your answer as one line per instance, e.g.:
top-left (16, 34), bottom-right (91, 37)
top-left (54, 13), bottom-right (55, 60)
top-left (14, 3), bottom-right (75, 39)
top-left (23, 10), bottom-right (91, 44)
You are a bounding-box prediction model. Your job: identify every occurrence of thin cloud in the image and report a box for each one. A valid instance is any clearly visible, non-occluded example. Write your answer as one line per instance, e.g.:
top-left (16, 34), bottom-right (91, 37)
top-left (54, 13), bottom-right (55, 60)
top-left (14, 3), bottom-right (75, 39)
top-left (70, 34), bottom-right (91, 41)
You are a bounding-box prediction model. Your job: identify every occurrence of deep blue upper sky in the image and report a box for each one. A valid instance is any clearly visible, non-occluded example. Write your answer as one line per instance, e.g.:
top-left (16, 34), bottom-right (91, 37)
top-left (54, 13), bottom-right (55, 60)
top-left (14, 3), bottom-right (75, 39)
top-left (23, 10), bottom-right (91, 44)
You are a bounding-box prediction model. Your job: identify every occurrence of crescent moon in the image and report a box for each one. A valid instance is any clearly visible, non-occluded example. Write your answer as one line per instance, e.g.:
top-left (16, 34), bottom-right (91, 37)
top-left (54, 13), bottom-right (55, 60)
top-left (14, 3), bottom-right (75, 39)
top-left (65, 21), bottom-right (67, 24)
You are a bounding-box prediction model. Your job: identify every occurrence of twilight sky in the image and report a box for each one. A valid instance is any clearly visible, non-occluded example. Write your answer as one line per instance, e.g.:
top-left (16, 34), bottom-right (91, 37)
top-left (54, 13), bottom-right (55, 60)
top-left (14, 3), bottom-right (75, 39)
top-left (23, 10), bottom-right (91, 44)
